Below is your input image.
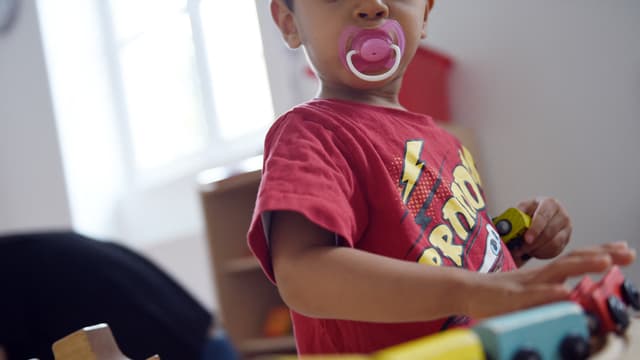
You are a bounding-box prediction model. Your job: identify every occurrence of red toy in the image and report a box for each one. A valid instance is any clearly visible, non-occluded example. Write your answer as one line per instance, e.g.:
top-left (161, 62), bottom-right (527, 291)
top-left (598, 266), bottom-right (640, 311)
top-left (570, 266), bottom-right (639, 335)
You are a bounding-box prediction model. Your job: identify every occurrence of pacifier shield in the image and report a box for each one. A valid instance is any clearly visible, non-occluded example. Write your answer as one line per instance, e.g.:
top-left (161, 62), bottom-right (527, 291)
top-left (338, 20), bottom-right (406, 82)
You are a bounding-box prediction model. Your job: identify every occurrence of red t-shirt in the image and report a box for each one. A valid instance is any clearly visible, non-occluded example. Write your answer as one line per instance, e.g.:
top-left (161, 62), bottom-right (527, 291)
top-left (247, 98), bottom-right (516, 354)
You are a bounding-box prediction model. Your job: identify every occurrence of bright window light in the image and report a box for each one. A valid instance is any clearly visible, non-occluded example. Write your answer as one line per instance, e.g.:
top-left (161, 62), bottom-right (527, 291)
top-left (107, 0), bottom-right (274, 173)
top-left (200, 0), bottom-right (274, 140)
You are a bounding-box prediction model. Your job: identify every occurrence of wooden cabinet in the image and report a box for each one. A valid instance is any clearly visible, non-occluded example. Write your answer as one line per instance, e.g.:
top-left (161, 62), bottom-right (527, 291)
top-left (199, 168), bottom-right (296, 358)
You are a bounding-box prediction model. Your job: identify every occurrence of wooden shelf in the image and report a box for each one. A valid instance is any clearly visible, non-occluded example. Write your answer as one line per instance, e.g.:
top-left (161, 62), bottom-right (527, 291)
top-left (201, 165), bottom-right (296, 358)
top-left (199, 166), bottom-right (262, 193)
top-left (224, 257), bottom-right (261, 273)
top-left (238, 336), bottom-right (296, 354)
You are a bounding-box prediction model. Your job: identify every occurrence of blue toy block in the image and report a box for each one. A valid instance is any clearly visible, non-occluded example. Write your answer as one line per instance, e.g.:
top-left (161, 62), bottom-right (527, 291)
top-left (472, 302), bottom-right (590, 360)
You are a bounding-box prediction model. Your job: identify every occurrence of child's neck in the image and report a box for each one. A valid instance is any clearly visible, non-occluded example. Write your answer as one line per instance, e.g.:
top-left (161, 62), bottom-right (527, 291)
top-left (317, 82), bottom-right (406, 111)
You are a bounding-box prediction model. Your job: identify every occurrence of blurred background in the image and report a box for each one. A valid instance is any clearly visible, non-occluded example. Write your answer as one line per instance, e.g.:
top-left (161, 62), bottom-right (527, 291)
top-left (0, 0), bottom-right (638, 322)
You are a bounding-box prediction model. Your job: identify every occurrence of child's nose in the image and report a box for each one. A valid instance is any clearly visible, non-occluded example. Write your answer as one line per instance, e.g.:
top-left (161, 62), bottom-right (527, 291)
top-left (353, 0), bottom-right (389, 21)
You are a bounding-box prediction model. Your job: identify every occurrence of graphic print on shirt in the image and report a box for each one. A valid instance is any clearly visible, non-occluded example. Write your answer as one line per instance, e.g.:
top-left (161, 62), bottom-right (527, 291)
top-left (400, 140), bottom-right (426, 204)
top-left (394, 140), bottom-right (504, 273)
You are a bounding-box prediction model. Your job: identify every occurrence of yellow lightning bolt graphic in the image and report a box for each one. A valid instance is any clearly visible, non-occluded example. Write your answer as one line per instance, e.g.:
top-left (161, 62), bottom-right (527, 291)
top-left (401, 140), bottom-right (425, 204)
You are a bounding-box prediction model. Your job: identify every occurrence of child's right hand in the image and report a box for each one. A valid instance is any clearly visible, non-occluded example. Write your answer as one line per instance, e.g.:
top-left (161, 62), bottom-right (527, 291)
top-left (465, 242), bottom-right (636, 319)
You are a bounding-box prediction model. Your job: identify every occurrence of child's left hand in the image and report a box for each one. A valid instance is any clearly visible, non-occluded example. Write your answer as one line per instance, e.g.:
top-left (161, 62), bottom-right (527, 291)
top-left (513, 197), bottom-right (572, 263)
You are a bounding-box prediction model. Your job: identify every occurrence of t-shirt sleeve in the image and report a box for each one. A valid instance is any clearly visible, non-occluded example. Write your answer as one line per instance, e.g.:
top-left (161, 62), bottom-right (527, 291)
top-left (247, 112), bottom-right (367, 283)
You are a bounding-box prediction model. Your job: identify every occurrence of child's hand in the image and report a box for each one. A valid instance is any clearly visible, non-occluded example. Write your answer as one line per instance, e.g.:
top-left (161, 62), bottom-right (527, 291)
top-left (466, 242), bottom-right (636, 319)
top-left (514, 197), bottom-right (572, 261)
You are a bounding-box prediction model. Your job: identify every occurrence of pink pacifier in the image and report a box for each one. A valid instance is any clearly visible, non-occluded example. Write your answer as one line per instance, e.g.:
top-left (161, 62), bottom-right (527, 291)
top-left (338, 20), bottom-right (406, 82)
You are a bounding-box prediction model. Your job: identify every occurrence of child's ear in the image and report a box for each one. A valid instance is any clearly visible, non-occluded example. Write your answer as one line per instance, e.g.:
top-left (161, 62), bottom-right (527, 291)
top-left (270, 0), bottom-right (301, 49)
top-left (420, 4), bottom-right (430, 39)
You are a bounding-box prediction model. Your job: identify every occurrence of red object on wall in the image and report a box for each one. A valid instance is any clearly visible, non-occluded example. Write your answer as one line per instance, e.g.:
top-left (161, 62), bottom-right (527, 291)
top-left (399, 45), bottom-right (454, 122)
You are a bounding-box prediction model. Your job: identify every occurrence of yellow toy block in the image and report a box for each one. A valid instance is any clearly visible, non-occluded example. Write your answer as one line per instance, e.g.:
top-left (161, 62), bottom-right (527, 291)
top-left (274, 356), bottom-right (370, 360)
top-left (492, 207), bottom-right (531, 251)
top-left (373, 329), bottom-right (485, 360)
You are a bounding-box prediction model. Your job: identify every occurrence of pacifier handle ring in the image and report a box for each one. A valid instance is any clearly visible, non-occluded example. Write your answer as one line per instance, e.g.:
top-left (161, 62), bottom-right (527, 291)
top-left (346, 44), bottom-right (402, 82)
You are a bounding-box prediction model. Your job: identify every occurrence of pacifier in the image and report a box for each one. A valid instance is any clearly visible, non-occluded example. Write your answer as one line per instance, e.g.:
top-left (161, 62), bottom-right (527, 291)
top-left (338, 20), bottom-right (406, 82)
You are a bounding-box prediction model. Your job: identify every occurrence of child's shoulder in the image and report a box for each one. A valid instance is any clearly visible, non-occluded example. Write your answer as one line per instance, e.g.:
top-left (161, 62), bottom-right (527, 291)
top-left (280, 98), bottom-right (353, 119)
top-left (265, 98), bottom-right (447, 146)
top-left (267, 99), bottom-right (347, 136)
top-left (274, 98), bottom-right (435, 125)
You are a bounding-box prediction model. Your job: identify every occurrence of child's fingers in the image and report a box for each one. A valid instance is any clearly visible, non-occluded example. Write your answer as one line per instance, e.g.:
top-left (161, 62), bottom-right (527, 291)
top-left (567, 242), bottom-right (635, 265)
top-left (477, 242), bottom-right (635, 319)
top-left (525, 227), bottom-right (571, 259)
top-left (524, 198), bottom-right (564, 244)
top-left (536, 252), bottom-right (613, 283)
top-left (516, 198), bottom-right (538, 216)
top-left (539, 213), bottom-right (571, 244)
top-left (535, 244), bottom-right (635, 283)
top-left (610, 246), bottom-right (636, 265)
top-left (594, 242), bottom-right (635, 265)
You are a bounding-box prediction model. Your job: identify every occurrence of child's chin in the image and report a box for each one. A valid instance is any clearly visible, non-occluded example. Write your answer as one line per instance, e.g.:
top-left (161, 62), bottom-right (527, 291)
top-left (346, 74), bottom-right (397, 88)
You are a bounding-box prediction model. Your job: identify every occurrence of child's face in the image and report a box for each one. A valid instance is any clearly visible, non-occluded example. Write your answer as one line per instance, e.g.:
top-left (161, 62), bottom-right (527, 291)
top-left (272, 0), bottom-right (431, 93)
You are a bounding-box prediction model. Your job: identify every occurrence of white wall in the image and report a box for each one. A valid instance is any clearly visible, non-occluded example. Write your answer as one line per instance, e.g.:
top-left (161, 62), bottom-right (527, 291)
top-left (427, 0), bottom-right (640, 280)
top-left (0, 0), bottom-right (71, 234)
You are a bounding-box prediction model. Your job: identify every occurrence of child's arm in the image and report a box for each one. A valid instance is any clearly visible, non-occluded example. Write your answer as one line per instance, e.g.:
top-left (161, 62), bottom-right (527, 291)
top-left (271, 211), bottom-right (635, 322)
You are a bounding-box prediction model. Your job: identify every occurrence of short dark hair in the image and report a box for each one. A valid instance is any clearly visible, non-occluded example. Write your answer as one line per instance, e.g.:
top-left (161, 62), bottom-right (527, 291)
top-left (284, 0), bottom-right (293, 10)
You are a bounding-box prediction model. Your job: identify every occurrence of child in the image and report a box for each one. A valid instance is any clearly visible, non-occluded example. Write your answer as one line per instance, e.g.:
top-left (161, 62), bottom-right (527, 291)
top-left (247, 0), bottom-right (636, 355)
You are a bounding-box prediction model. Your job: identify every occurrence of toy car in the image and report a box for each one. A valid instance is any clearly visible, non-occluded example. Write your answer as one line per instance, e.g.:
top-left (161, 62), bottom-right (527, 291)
top-left (596, 265), bottom-right (640, 311)
top-left (570, 266), bottom-right (639, 335)
top-left (492, 208), bottom-right (531, 252)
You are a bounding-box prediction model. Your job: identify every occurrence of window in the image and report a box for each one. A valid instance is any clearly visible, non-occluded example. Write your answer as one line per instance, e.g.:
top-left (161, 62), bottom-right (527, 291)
top-left (106, 0), bottom-right (274, 174)
top-left (38, 0), bottom-right (300, 244)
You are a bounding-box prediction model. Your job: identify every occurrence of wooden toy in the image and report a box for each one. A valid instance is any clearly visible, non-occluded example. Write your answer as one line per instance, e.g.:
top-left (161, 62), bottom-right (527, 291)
top-left (570, 266), bottom-right (639, 335)
top-left (472, 302), bottom-right (590, 360)
top-left (373, 328), bottom-right (484, 360)
top-left (52, 323), bottom-right (159, 360)
top-left (492, 207), bottom-right (531, 252)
